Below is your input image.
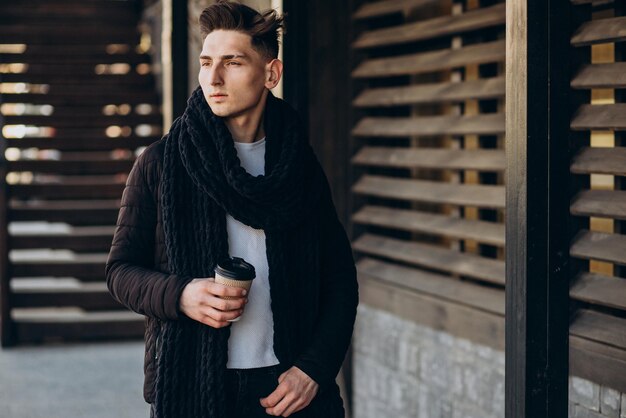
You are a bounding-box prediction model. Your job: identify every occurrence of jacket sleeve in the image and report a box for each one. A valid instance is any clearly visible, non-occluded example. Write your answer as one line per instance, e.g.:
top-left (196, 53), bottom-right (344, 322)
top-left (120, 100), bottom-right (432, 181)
top-left (292, 165), bottom-right (359, 394)
top-left (105, 147), bottom-right (194, 321)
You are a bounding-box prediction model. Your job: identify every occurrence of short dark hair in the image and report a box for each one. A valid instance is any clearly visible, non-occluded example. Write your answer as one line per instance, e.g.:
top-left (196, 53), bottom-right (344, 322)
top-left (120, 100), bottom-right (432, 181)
top-left (199, 0), bottom-right (284, 60)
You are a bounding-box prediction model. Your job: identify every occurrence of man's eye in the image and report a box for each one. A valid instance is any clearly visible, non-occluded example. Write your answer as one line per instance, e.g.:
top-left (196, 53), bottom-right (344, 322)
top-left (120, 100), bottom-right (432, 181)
top-left (227, 61), bottom-right (241, 66)
top-left (201, 62), bottom-right (211, 66)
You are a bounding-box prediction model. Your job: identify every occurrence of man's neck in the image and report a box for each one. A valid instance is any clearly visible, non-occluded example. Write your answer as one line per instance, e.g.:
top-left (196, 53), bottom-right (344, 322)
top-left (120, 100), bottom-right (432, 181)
top-left (226, 116), bottom-right (265, 144)
top-left (225, 92), bottom-right (268, 144)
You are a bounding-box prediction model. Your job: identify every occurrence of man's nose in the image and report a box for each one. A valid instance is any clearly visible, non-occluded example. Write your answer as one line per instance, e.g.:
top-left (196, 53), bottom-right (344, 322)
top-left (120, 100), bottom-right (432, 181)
top-left (208, 66), bottom-right (223, 86)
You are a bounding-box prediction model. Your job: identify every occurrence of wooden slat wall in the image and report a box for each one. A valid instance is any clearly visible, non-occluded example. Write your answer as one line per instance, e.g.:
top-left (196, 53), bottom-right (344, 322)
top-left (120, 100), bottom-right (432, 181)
top-left (0, 0), bottom-right (152, 346)
top-left (350, 0), bottom-right (506, 348)
top-left (568, 1), bottom-right (626, 392)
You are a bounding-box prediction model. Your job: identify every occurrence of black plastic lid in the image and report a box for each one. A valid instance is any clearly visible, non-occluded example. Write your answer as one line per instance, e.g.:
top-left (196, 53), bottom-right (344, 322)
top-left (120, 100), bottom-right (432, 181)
top-left (215, 256), bottom-right (256, 281)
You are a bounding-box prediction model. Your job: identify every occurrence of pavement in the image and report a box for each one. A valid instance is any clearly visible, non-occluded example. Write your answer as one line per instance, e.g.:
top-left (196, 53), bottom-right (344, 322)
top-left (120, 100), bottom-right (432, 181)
top-left (0, 340), bottom-right (150, 418)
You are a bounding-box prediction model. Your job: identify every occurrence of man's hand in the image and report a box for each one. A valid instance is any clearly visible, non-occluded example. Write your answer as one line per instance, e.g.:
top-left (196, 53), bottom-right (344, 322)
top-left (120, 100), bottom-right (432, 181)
top-left (179, 278), bottom-right (248, 328)
top-left (259, 366), bottom-right (319, 417)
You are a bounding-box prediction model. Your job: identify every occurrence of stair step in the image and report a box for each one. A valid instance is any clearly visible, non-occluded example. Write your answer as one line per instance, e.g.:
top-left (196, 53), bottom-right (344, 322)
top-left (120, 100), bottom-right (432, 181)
top-left (12, 308), bottom-right (144, 343)
top-left (9, 225), bottom-right (116, 251)
top-left (9, 200), bottom-right (120, 225)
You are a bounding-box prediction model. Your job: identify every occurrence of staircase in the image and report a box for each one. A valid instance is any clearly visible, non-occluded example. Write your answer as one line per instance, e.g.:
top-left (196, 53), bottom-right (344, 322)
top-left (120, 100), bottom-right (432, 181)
top-left (0, 0), bottom-right (162, 345)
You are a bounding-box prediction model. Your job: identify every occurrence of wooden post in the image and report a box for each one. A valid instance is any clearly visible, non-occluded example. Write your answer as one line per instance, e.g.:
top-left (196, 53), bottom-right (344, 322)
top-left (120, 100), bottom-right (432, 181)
top-left (505, 0), bottom-right (572, 417)
top-left (0, 90), bottom-right (13, 347)
top-left (171, 0), bottom-right (189, 120)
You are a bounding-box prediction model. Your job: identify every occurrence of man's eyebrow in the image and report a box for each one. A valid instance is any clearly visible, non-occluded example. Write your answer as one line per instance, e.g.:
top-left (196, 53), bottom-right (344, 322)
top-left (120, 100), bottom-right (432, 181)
top-left (199, 54), bottom-right (249, 60)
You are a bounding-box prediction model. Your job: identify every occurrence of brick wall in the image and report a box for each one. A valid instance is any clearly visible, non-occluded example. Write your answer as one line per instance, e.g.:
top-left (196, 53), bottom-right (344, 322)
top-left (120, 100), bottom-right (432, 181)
top-left (353, 305), bottom-right (626, 418)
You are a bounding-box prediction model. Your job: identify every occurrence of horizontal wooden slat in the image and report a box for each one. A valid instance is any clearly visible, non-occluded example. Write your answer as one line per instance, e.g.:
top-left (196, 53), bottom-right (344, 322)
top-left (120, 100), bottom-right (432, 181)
top-left (571, 309), bottom-right (626, 394)
top-left (570, 0), bottom-right (614, 4)
top-left (1, 91), bottom-right (159, 106)
top-left (352, 39), bottom-right (505, 78)
top-left (353, 205), bottom-right (505, 246)
top-left (353, 175), bottom-right (506, 208)
top-left (570, 335), bottom-right (626, 394)
top-left (3, 114), bottom-right (161, 127)
top-left (571, 104), bottom-right (626, 131)
top-left (10, 254), bottom-right (108, 280)
top-left (352, 147), bottom-right (505, 171)
top-left (0, 24), bottom-right (137, 36)
top-left (12, 308), bottom-right (144, 343)
top-left (9, 226), bottom-right (115, 251)
top-left (358, 273), bottom-right (505, 350)
top-left (571, 147), bottom-right (626, 176)
top-left (0, 30), bottom-right (139, 45)
top-left (5, 137), bottom-right (156, 151)
top-left (357, 257), bottom-right (504, 315)
top-left (7, 159), bottom-right (134, 175)
top-left (570, 272), bottom-right (626, 311)
top-left (354, 3), bottom-right (505, 49)
top-left (0, 52), bottom-right (150, 65)
top-left (353, 233), bottom-right (505, 285)
top-left (571, 16), bottom-right (626, 46)
top-left (571, 230), bottom-right (626, 266)
top-left (8, 200), bottom-right (120, 224)
top-left (352, 113), bottom-right (505, 137)
top-left (10, 44), bottom-right (136, 56)
top-left (3, 104), bottom-right (157, 119)
top-left (1, 73), bottom-right (154, 86)
top-left (9, 182), bottom-right (125, 199)
top-left (571, 309), bottom-right (626, 349)
top-left (571, 63), bottom-right (626, 89)
top-left (570, 190), bottom-right (626, 220)
top-left (11, 281), bottom-right (121, 310)
top-left (353, 76), bottom-right (505, 107)
top-left (3, 65), bottom-right (150, 79)
top-left (0, 1), bottom-right (136, 14)
top-left (0, 14), bottom-right (137, 27)
top-left (353, 0), bottom-right (437, 20)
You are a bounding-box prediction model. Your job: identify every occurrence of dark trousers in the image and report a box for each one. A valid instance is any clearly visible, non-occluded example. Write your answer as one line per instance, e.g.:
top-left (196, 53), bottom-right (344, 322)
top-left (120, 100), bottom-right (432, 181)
top-left (149, 364), bottom-right (281, 418)
top-left (225, 364), bottom-right (282, 417)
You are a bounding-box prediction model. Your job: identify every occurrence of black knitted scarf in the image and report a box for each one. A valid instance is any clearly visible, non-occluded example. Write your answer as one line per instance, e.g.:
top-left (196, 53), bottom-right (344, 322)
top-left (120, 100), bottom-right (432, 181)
top-left (153, 86), bottom-right (325, 418)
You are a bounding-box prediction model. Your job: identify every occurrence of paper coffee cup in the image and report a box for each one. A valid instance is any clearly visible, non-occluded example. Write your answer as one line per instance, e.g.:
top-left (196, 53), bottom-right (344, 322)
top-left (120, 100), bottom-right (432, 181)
top-left (214, 257), bottom-right (255, 322)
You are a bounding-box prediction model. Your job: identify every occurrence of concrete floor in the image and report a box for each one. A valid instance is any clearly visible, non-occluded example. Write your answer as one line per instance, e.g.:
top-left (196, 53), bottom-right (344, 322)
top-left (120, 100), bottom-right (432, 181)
top-left (0, 341), bottom-right (150, 418)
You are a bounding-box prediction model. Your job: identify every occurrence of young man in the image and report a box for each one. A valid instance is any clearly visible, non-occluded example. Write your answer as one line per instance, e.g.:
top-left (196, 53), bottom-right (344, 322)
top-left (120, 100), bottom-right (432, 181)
top-left (105, 2), bottom-right (359, 417)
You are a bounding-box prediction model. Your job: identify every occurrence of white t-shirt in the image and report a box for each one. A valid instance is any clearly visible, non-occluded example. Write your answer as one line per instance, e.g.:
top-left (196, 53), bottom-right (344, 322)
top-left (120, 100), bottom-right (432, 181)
top-left (226, 137), bottom-right (280, 369)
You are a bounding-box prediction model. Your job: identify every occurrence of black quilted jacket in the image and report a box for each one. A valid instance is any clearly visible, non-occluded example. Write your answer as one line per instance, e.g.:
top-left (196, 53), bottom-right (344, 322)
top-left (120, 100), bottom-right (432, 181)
top-left (105, 137), bottom-right (359, 407)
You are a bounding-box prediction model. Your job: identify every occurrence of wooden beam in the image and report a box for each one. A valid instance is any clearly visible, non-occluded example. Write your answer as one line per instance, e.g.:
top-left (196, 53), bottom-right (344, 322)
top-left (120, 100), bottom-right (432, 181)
top-left (505, 0), bottom-right (573, 416)
top-left (358, 273), bottom-right (505, 351)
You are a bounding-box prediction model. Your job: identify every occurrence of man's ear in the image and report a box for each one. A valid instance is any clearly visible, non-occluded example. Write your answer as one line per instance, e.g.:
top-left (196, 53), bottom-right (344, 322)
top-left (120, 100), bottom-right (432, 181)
top-left (265, 59), bottom-right (283, 89)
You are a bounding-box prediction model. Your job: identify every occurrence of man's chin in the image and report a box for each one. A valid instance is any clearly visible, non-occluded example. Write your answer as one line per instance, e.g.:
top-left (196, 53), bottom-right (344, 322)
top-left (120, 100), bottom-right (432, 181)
top-left (206, 103), bottom-right (231, 117)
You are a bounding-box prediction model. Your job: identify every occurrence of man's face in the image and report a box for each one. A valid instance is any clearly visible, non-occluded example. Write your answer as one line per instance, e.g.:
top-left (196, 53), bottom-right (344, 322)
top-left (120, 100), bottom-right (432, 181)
top-left (198, 30), bottom-right (272, 119)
